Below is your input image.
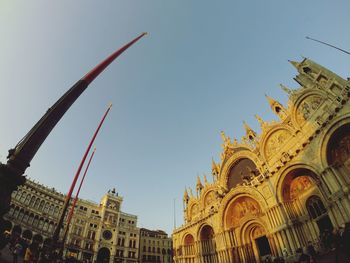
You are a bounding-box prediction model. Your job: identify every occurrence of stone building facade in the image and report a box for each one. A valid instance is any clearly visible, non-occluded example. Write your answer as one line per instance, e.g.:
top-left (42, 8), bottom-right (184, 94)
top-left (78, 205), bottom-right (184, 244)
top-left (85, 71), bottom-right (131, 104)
top-left (138, 228), bottom-right (173, 263)
top-left (4, 179), bottom-right (140, 263)
top-left (173, 58), bottom-right (350, 263)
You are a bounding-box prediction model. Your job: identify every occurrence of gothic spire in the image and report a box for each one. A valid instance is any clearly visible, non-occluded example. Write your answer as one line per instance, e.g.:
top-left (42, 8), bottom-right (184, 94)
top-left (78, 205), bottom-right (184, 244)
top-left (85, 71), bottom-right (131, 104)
top-left (243, 121), bottom-right (256, 141)
top-left (265, 94), bottom-right (287, 120)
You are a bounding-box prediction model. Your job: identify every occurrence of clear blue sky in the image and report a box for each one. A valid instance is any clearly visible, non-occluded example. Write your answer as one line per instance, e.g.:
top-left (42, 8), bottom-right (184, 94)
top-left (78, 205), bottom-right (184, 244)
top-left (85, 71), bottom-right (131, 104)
top-left (1, 1), bottom-right (350, 235)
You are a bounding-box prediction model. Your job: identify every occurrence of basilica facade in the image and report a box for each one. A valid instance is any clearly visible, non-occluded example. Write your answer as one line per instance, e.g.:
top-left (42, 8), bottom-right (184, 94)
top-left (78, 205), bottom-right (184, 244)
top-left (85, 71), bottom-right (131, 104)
top-left (172, 58), bottom-right (350, 263)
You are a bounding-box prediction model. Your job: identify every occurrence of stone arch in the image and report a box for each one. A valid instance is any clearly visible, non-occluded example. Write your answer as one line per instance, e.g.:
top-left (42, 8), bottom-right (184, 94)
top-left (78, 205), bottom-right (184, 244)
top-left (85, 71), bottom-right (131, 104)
top-left (48, 221), bottom-right (54, 234)
top-left (182, 233), bottom-right (196, 258)
top-left (275, 163), bottom-right (322, 203)
top-left (183, 233), bottom-right (195, 245)
top-left (24, 194), bottom-right (31, 205)
top-left (29, 195), bottom-right (36, 206)
top-left (197, 224), bottom-right (216, 262)
top-left (290, 90), bottom-right (329, 130)
top-left (220, 150), bottom-right (263, 190)
top-left (22, 211), bottom-right (29, 223)
top-left (318, 114), bottom-right (350, 168)
top-left (18, 209), bottom-right (25, 221)
top-left (219, 187), bottom-right (268, 230)
top-left (19, 191), bottom-right (27, 203)
top-left (260, 126), bottom-right (295, 162)
top-left (97, 247), bottom-right (110, 262)
top-left (223, 195), bottom-right (263, 230)
top-left (201, 188), bottom-right (217, 209)
top-left (39, 200), bottom-right (45, 210)
top-left (28, 213), bottom-right (34, 225)
top-left (187, 201), bottom-right (200, 222)
top-left (319, 116), bottom-right (350, 169)
top-left (305, 195), bottom-right (333, 233)
top-left (239, 219), bottom-right (272, 262)
top-left (33, 215), bottom-right (39, 227)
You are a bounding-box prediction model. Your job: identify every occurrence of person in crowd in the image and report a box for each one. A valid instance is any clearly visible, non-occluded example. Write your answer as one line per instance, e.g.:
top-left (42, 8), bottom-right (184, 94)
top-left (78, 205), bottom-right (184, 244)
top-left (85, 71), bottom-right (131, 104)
top-left (306, 241), bottom-right (317, 263)
top-left (12, 240), bottom-right (23, 263)
top-left (24, 244), bottom-right (33, 263)
top-left (295, 247), bottom-right (310, 263)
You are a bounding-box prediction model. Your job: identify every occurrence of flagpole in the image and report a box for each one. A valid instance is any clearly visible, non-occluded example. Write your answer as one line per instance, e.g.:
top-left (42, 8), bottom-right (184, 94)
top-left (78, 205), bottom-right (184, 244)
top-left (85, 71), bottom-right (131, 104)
top-left (51, 104), bottom-right (111, 255)
top-left (62, 147), bottom-right (96, 252)
top-left (306, 36), bottom-right (350, 55)
top-left (0, 33), bottom-right (146, 249)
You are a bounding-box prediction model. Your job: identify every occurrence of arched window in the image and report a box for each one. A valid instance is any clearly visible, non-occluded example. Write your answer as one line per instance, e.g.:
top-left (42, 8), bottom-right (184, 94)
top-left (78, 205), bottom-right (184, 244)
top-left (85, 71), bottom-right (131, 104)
top-left (306, 196), bottom-right (327, 219)
top-left (44, 203), bottom-right (50, 213)
top-left (33, 216), bottom-right (39, 227)
top-left (20, 192), bottom-right (27, 203)
top-left (34, 198), bottom-right (40, 208)
top-left (29, 196), bottom-right (36, 206)
top-left (24, 195), bottom-right (31, 205)
top-left (49, 204), bottom-right (54, 215)
top-left (38, 219), bottom-right (44, 229)
top-left (23, 212), bottom-right (29, 223)
top-left (18, 210), bottom-right (25, 221)
top-left (39, 200), bottom-right (45, 211)
top-left (54, 206), bottom-right (59, 216)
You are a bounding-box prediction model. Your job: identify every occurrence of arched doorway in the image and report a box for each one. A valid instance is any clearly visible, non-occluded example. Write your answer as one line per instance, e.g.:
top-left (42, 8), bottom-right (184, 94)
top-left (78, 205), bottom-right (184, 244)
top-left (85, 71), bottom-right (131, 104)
top-left (199, 225), bottom-right (216, 263)
top-left (225, 195), bottom-right (264, 263)
top-left (245, 223), bottom-right (272, 263)
top-left (253, 226), bottom-right (271, 261)
top-left (281, 168), bottom-right (332, 243)
top-left (306, 195), bottom-right (332, 233)
top-left (183, 234), bottom-right (195, 262)
top-left (97, 247), bottom-right (110, 263)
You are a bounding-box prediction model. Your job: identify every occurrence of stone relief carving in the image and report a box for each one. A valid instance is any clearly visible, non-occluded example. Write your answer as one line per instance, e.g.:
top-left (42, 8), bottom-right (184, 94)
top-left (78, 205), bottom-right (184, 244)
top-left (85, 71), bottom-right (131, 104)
top-left (252, 225), bottom-right (265, 239)
top-left (265, 129), bottom-right (291, 159)
top-left (329, 134), bottom-right (350, 166)
top-left (191, 204), bottom-right (199, 219)
top-left (296, 95), bottom-right (324, 125)
top-left (204, 191), bottom-right (215, 207)
top-left (290, 176), bottom-right (313, 199)
top-left (226, 196), bottom-right (261, 228)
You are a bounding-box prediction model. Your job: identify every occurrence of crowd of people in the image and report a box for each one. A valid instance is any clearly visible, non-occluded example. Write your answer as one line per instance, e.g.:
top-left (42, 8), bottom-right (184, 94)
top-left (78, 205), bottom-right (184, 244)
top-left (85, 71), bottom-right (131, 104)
top-left (263, 223), bottom-right (350, 263)
top-left (2, 233), bottom-right (52, 263)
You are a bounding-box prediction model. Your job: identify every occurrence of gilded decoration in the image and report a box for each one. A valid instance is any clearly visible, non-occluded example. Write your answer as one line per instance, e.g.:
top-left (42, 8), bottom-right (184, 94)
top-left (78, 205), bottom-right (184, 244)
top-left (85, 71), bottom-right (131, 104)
top-left (264, 129), bottom-right (291, 159)
top-left (296, 95), bottom-right (324, 125)
top-left (204, 191), bottom-right (215, 207)
top-left (226, 196), bottom-right (261, 228)
top-left (252, 225), bottom-right (265, 239)
top-left (329, 134), bottom-right (350, 166)
top-left (290, 176), bottom-right (313, 199)
top-left (173, 58), bottom-right (350, 263)
top-left (190, 204), bottom-right (199, 220)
